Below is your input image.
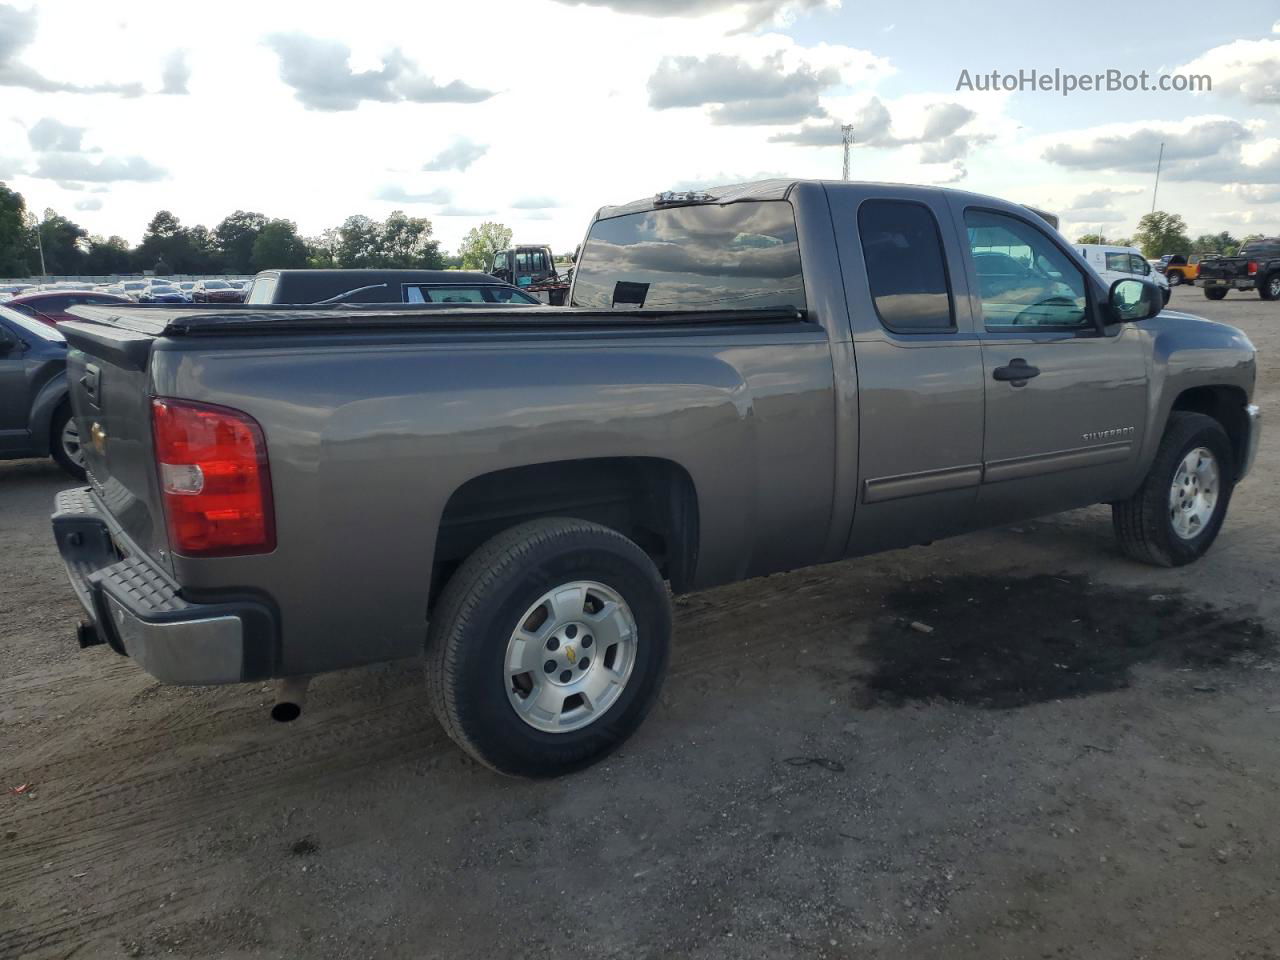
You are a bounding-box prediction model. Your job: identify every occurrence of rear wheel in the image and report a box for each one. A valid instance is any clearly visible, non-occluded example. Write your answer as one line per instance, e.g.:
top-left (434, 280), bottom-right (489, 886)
top-left (1204, 287), bottom-right (1227, 301)
top-left (50, 403), bottom-right (86, 480)
top-left (1112, 412), bottom-right (1234, 567)
top-left (425, 518), bottom-right (671, 777)
top-left (1260, 272), bottom-right (1280, 301)
top-left (1166, 270), bottom-right (1183, 286)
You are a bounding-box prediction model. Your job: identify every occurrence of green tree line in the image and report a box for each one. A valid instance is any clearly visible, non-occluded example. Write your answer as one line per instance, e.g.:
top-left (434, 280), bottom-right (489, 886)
top-left (0, 182), bottom-right (518, 278)
top-left (1075, 211), bottom-right (1271, 259)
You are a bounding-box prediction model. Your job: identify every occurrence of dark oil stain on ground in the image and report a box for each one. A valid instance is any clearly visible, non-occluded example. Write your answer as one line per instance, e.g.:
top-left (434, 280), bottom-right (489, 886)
top-left (861, 574), bottom-right (1275, 709)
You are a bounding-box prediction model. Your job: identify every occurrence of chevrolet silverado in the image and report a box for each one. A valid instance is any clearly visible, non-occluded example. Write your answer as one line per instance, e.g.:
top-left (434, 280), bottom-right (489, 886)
top-left (50, 180), bottom-right (1261, 777)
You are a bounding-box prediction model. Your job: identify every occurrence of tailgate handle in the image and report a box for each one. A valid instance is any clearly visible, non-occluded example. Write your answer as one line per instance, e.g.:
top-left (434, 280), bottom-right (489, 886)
top-left (80, 365), bottom-right (100, 405)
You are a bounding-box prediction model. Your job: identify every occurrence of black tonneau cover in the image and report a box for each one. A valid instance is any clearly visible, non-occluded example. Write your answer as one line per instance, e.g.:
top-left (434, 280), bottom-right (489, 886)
top-left (65, 303), bottom-right (807, 337)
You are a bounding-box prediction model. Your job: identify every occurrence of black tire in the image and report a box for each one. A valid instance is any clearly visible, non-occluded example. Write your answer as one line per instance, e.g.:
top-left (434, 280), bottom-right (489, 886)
top-left (425, 518), bottom-right (671, 777)
top-left (1112, 412), bottom-right (1235, 567)
top-left (1260, 271), bottom-right (1280, 301)
top-left (1204, 287), bottom-right (1227, 301)
top-left (1161, 288), bottom-right (1171, 306)
top-left (1166, 270), bottom-right (1182, 286)
top-left (50, 402), bottom-right (86, 480)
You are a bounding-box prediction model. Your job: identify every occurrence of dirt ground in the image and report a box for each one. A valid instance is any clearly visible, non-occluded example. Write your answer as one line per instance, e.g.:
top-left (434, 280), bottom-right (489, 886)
top-left (2, 284), bottom-right (1279, 960)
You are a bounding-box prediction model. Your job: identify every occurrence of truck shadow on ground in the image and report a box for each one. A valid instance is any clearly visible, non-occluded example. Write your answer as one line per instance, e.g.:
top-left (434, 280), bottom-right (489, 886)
top-left (859, 574), bottom-right (1275, 709)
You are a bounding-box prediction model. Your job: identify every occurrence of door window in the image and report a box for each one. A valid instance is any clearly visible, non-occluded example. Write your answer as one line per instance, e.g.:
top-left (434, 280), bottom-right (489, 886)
top-left (1104, 252), bottom-right (1131, 273)
top-left (1128, 254), bottom-right (1150, 275)
top-left (857, 199), bottom-right (954, 332)
top-left (965, 209), bottom-right (1089, 330)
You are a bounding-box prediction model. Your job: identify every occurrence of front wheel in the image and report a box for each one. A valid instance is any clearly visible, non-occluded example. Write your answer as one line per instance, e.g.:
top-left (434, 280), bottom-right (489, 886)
top-left (1166, 271), bottom-right (1182, 286)
top-left (1161, 288), bottom-right (1171, 306)
top-left (50, 403), bottom-right (86, 480)
top-left (1204, 287), bottom-right (1227, 301)
top-left (1112, 412), bottom-right (1235, 567)
top-left (425, 518), bottom-right (671, 777)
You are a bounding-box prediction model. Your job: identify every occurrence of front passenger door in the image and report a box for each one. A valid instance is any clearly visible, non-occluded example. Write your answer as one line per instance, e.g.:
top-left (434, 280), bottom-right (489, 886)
top-left (957, 206), bottom-right (1150, 526)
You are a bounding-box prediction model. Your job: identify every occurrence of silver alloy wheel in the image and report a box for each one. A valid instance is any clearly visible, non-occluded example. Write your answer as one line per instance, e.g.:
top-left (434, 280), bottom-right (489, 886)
top-left (1167, 272), bottom-right (1181, 286)
top-left (504, 580), bottom-right (638, 733)
top-left (1269, 276), bottom-right (1280, 299)
top-left (1169, 446), bottom-right (1219, 540)
top-left (61, 418), bottom-right (85, 468)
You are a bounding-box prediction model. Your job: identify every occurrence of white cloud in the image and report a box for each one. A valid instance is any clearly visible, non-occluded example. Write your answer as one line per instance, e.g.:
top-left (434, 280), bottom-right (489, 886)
top-left (1039, 117), bottom-right (1280, 184)
top-left (422, 139), bottom-right (488, 172)
top-left (547, 0), bottom-right (837, 32)
top-left (28, 117), bottom-right (88, 152)
top-left (32, 153), bottom-right (167, 184)
top-left (264, 33), bottom-right (495, 110)
top-left (1180, 38), bottom-right (1280, 105)
top-left (74, 196), bottom-right (103, 211)
top-left (376, 185), bottom-right (453, 204)
top-left (161, 50), bottom-right (189, 95)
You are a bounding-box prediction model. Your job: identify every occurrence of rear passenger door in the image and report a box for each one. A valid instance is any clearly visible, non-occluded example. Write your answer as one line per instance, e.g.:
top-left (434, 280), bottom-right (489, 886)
top-left (954, 205), bottom-right (1150, 525)
top-left (829, 188), bottom-right (987, 556)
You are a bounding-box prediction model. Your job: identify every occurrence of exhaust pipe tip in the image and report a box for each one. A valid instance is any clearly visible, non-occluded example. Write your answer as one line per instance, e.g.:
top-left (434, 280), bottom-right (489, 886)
top-left (271, 676), bottom-right (310, 723)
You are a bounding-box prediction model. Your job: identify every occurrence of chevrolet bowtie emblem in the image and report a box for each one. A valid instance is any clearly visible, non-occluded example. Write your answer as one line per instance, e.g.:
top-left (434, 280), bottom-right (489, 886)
top-left (564, 645), bottom-right (577, 664)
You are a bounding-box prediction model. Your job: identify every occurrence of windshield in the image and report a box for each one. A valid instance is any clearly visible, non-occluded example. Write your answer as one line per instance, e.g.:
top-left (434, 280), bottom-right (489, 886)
top-left (0, 306), bottom-right (66, 342)
top-left (572, 200), bottom-right (806, 310)
top-left (123, 282), bottom-right (147, 290)
top-left (204, 280), bottom-right (229, 289)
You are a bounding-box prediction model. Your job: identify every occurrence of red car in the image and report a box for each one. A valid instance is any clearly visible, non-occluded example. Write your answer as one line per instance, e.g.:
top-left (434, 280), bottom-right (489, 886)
top-left (191, 279), bottom-right (244, 303)
top-left (4, 291), bottom-right (133, 326)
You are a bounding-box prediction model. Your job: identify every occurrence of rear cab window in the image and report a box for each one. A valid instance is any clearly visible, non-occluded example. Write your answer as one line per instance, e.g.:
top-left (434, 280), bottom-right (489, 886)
top-left (857, 199), bottom-right (954, 332)
top-left (572, 201), bottom-right (806, 310)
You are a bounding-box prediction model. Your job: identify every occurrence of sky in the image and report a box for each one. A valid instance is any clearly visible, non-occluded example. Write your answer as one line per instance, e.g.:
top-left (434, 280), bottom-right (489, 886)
top-left (1, 0), bottom-right (1279, 254)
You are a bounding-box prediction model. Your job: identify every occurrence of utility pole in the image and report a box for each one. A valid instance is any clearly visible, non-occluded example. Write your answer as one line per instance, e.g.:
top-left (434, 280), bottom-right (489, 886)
top-left (1151, 141), bottom-right (1165, 214)
top-left (841, 124), bottom-right (855, 182)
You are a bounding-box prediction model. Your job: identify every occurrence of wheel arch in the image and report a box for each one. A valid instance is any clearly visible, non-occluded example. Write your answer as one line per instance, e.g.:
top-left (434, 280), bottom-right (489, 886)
top-left (28, 372), bottom-right (70, 457)
top-left (429, 457), bottom-right (700, 608)
top-left (1170, 385), bottom-right (1251, 478)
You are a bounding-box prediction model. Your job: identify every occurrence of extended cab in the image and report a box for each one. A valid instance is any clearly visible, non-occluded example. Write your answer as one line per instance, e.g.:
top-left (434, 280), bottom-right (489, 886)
top-left (1197, 238), bottom-right (1280, 300)
top-left (51, 180), bottom-right (1260, 777)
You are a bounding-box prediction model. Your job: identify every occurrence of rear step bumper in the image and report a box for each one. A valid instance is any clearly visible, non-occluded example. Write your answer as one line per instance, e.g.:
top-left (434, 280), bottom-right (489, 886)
top-left (51, 487), bottom-right (278, 685)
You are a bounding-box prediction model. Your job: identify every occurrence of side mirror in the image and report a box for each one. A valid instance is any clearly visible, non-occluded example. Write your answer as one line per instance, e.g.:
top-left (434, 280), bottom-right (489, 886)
top-left (1108, 277), bottom-right (1162, 323)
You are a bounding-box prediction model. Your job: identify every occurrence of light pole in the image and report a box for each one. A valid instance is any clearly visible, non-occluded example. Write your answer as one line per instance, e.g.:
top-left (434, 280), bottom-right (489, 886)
top-left (33, 214), bottom-right (47, 277)
top-left (1151, 141), bottom-right (1165, 214)
top-left (841, 124), bottom-right (855, 182)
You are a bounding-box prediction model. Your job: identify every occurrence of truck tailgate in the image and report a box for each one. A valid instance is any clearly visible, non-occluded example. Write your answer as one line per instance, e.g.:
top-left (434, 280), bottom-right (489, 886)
top-left (59, 320), bottom-right (172, 574)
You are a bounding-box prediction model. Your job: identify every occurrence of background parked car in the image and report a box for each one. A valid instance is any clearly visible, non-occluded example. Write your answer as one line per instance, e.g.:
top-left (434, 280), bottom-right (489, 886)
top-left (1156, 253), bottom-right (1216, 286)
top-left (117, 280), bottom-right (150, 301)
top-left (0, 304), bottom-right (83, 477)
top-left (242, 268), bottom-right (542, 305)
top-left (3, 291), bottom-right (133, 326)
top-left (139, 282), bottom-right (188, 304)
top-left (1079, 244), bottom-right (1171, 305)
top-left (191, 279), bottom-right (243, 302)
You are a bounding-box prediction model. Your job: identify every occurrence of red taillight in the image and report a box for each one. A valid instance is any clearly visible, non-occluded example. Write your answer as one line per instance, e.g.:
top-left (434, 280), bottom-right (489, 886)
top-left (151, 398), bottom-right (275, 557)
top-left (1248, 261), bottom-right (1259, 276)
